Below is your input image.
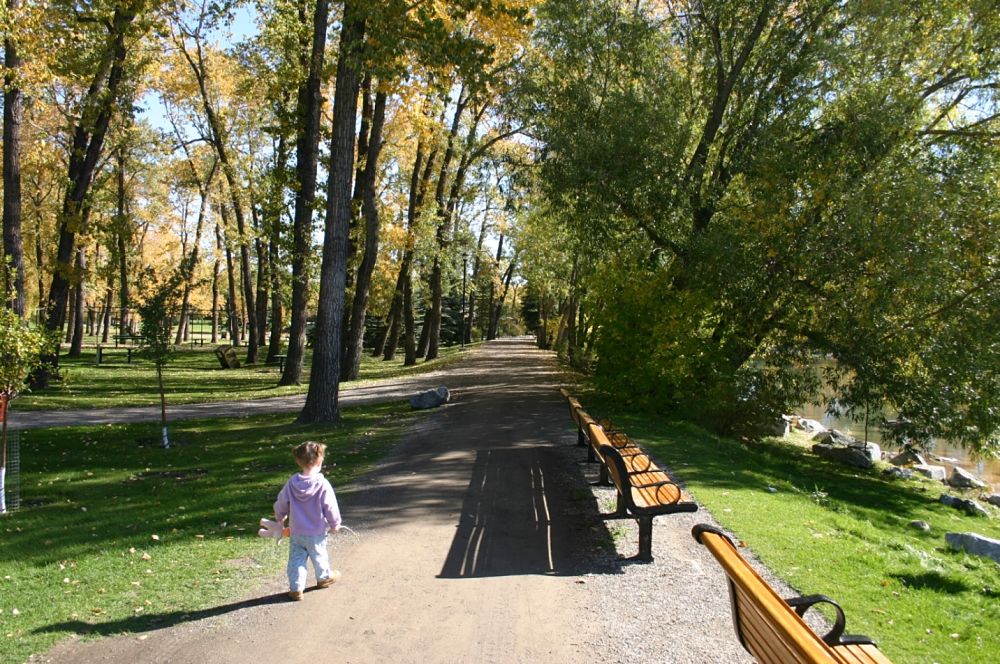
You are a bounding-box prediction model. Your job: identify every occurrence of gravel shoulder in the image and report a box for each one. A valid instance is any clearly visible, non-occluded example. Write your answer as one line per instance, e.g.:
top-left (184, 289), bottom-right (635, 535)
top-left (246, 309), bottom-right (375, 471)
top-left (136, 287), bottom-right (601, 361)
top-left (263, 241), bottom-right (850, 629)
top-left (33, 337), bottom-right (803, 663)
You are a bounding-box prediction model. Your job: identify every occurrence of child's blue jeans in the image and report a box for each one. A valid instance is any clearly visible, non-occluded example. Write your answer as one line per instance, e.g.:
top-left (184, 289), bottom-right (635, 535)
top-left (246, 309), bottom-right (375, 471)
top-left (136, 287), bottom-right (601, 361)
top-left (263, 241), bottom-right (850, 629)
top-left (287, 534), bottom-right (331, 592)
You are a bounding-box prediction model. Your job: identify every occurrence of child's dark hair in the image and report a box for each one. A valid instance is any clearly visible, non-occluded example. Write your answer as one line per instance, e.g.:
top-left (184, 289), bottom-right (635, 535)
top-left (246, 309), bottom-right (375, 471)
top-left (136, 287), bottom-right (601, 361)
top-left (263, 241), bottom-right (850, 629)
top-left (293, 441), bottom-right (326, 467)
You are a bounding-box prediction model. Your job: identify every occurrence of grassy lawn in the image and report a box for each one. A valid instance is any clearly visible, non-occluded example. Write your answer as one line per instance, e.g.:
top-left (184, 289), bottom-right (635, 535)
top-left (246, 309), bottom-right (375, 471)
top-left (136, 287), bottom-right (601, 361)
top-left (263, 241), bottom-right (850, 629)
top-left (582, 396), bottom-right (1000, 664)
top-left (13, 343), bottom-right (475, 411)
top-left (0, 403), bottom-right (422, 664)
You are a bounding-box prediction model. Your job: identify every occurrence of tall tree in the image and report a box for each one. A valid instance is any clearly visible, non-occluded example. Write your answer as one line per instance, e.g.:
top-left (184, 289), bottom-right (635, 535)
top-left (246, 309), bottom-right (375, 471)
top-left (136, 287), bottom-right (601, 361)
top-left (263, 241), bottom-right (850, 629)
top-left (2, 0), bottom-right (26, 315)
top-left (37, 1), bottom-right (147, 386)
top-left (299, 2), bottom-right (366, 423)
top-left (173, 5), bottom-right (259, 363)
top-left (280, 0), bottom-right (330, 386)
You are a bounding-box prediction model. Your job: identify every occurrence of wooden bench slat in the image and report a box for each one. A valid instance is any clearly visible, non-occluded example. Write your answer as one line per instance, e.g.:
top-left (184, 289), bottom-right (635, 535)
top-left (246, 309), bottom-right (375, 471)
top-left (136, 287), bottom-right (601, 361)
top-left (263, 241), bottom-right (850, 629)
top-left (737, 588), bottom-right (819, 664)
top-left (694, 525), bottom-right (891, 664)
top-left (833, 644), bottom-right (892, 664)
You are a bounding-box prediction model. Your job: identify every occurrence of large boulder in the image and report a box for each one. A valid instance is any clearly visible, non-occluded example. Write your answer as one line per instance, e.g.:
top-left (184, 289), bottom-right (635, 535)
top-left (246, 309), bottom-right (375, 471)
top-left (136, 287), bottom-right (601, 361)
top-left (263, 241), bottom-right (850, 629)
top-left (913, 464), bottom-right (947, 481)
top-left (889, 447), bottom-right (926, 467)
top-left (812, 440), bottom-right (880, 469)
top-left (946, 532), bottom-right (1000, 564)
top-left (409, 386), bottom-right (451, 410)
top-left (883, 467), bottom-right (914, 480)
top-left (788, 415), bottom-right (827, 434)
top-left (947, 466), bottom-right (988, 490)
top-left (812, 429), bottom-right (860, 447)
top-left (939, 494), bottom-right (991, 518)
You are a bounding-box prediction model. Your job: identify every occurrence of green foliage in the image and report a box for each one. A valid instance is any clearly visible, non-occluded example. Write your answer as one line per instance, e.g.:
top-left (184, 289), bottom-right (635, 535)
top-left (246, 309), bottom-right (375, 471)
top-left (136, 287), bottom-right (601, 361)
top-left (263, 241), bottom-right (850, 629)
top-left (0, 308), bottom-right (51, 404)
top-left (524, 0), bottom-right (1000, 450)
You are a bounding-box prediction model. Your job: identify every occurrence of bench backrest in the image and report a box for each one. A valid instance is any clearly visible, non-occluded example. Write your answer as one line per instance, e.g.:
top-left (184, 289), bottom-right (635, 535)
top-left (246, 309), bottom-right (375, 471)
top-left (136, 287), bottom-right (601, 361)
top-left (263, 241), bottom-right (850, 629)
top-left (694, 525), bottom-right (853, 664)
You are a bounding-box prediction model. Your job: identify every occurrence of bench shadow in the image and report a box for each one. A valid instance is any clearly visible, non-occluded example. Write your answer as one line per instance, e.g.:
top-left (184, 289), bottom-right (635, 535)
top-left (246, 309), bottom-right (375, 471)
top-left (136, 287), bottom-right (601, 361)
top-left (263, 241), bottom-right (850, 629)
top-left (439, 446), bottom-right (621, 578)
top-left (33, 592), bottom-right (290, 638)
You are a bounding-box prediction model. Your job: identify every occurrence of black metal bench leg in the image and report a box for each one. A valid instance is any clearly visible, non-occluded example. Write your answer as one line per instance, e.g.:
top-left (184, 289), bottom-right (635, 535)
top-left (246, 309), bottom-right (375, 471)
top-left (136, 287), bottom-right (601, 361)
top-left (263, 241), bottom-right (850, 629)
top-left (587, 442), bottom-right (597, 463)
top-left (637, 516), bottom-right (654, 562)
top-left (577, 427), bottom-right (586, 447)
top-left (596, 463), bottom-right (612, 487)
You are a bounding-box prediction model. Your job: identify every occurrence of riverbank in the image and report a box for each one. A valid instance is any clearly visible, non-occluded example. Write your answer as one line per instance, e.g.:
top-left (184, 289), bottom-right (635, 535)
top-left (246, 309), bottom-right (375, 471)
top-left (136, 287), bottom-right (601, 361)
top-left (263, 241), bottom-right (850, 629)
top-left (580, 395), bottom-right (1000, 663)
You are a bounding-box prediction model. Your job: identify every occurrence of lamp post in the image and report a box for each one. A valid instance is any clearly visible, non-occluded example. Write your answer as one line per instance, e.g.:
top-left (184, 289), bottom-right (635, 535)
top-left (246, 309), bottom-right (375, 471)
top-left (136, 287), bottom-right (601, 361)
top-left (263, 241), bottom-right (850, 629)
top-left (460, 254), bottom-right (468, 348)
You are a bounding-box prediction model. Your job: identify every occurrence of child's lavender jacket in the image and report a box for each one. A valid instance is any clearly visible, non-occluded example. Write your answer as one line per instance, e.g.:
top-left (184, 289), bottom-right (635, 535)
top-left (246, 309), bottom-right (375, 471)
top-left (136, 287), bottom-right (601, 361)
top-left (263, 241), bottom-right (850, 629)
top-left (273, 472), bottom-right (342, 536)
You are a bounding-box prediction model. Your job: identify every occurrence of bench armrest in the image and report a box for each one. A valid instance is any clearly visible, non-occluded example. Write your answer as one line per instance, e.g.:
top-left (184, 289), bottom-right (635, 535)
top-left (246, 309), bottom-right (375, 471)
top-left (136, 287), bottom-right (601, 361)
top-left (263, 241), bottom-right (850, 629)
top-left (784, 594), bottom-right (846, 645)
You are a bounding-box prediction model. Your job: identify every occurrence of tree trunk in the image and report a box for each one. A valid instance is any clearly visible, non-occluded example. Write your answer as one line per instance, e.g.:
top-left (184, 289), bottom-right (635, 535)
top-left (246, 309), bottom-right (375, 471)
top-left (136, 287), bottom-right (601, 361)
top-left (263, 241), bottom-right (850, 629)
top-left (218, 215), bottom-right (240, 344)
top-left (175, 160), bottom-right (214, 344)
top-left (38, 4), bottom-right (140, 386)
top-left (101, 285), bottom-right (112, 343)
top-left (211, 249), bottom-right (220, 343)
top-left (116, 145), bottom-right (132, 342)
top-left (403, 270), bottom-right (417, 366)
top-left (416, 307), bottom-right (431, 360)
top-left (340, 75), bottom-right (374, 349)
top-left (2, 0), bottom-right (25, 315)
top-left (266, 221), bottom-right (283, 362)
top-left (380, 261), bottom-right (406, 361)
top-left (299, 5), bottom-right (365, 423)
top-left (425, 90), bottom-right (469, 361)
top-left (280, 0), bottom-right (330, 386)
top-left (254, 230), bottom-right (268, 350)
top-left (69, 248), bottom-right (86, 356)
top-left (342, 88), bottom-right (387, 380)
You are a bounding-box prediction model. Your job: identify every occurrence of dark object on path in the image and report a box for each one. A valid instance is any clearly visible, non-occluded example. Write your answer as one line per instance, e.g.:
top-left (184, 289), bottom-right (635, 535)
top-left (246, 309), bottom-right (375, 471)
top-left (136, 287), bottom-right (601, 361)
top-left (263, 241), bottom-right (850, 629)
top-left (215, 345), bottom-right (241, 369)
top-left (692, 524), bottom-right (893, 663)
top-left (410, 386), bottom-right (450, 410)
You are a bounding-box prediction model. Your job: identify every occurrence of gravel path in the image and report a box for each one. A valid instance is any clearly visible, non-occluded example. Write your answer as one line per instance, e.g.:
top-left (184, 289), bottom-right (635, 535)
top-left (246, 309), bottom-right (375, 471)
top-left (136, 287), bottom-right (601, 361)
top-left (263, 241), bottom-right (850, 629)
top-left (32, 337), bottom-right (811, 663)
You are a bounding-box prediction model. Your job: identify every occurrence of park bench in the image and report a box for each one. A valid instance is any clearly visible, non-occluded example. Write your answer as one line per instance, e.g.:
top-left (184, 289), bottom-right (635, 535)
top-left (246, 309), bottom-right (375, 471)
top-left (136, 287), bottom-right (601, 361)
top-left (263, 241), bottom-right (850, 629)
top-left (559, 389), bottom-right (699, 560)
top-left (558, 388), bottom-right (662, 488)
top-left (114, 333), bottom-right (141, 347)
top-left (95, 345), bottom-right (134, 365)
top-left (692, 524), bottom-right (892, 664)
top-left (591, 422), bottom-right (697, 561)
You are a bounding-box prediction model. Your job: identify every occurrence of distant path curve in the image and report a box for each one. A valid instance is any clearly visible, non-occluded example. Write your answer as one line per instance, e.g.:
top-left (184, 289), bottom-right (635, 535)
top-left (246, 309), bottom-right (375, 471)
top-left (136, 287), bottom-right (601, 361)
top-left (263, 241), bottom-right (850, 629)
top-left (9, 363), bottom-right (460, 431)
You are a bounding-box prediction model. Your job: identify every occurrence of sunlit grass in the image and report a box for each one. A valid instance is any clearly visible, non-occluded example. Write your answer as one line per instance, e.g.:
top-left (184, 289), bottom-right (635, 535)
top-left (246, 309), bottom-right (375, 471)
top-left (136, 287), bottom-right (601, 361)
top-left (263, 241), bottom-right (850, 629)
top-left (0, 403), bottom-right (422, 663)
top-left (14, 342), bottom-right (476, 411)
top-left (581, 395), bottom-right (1000, 664)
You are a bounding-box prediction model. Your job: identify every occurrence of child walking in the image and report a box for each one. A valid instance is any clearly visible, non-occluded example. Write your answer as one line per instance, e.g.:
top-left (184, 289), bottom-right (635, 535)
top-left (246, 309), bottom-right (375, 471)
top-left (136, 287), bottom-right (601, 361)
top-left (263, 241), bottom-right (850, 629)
top-left (274, 441), bottom-right (342, 601)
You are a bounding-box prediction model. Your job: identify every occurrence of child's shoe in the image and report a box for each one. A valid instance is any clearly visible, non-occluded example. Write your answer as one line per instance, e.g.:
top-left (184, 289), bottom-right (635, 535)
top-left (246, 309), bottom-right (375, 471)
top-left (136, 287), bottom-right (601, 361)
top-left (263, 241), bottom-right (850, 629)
top-left (288, 590), bottom-right (303, 601)
top-left (316, 570), bottom-right (342, 589)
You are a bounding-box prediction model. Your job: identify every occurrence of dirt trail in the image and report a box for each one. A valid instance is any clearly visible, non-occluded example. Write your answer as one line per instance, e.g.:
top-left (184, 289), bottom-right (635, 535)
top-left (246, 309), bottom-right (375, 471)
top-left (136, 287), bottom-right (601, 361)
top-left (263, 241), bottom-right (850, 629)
top-left (38, 338), bottom-right (602, 663)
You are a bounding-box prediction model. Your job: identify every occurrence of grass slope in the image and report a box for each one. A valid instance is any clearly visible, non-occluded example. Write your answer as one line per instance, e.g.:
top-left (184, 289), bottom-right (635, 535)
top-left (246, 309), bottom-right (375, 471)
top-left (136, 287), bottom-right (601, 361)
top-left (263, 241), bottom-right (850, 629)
top-left (0, 404), bottom-right (421, 663)
top-left (587, 399), bottom-right (1000, 664)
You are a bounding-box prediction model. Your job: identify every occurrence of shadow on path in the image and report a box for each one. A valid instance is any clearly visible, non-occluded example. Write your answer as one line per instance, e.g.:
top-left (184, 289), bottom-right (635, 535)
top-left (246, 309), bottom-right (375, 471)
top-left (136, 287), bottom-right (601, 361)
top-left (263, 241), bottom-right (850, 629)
top-left (439, 447), bottom-right (603, 578)
top-left (33, 592), bottom-right (294, 638)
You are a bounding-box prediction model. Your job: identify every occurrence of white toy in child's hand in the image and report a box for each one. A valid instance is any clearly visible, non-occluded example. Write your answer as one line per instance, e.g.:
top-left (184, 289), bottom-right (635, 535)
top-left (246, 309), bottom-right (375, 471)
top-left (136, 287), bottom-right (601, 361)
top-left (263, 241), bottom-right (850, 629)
top-left (258, 517), bottom-right (290, 542)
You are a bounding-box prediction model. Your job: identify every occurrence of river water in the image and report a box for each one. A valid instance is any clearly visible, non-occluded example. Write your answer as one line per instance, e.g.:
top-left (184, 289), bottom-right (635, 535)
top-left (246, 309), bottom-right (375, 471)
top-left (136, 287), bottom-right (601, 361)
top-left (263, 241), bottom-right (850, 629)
top-left (794, 403), bottom-right (1000, 487)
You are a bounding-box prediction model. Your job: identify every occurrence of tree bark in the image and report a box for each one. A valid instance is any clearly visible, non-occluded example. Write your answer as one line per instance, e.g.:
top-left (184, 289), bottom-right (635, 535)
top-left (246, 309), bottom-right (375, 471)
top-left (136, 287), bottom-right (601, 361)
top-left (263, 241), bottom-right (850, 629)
top-left (299, 5), bottom-right (364, 423)
top-left (69, 248), bottom-right (86, 356)
top-left (342, 88), bottom-right (387, 380)
top-left (217, 214), bottom-right (240, 344)
top-left (3, 0), bottom-right (25, 315)
top-left (425, 89), bottom-right (469, 361)
top-left (281, 0), bottom-right (331, 386)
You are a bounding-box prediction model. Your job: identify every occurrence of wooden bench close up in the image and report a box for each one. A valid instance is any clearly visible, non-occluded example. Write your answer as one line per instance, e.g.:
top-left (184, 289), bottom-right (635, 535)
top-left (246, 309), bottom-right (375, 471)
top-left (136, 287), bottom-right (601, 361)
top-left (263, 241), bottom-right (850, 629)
top-left (692, 524), bottom-right (892, 664)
